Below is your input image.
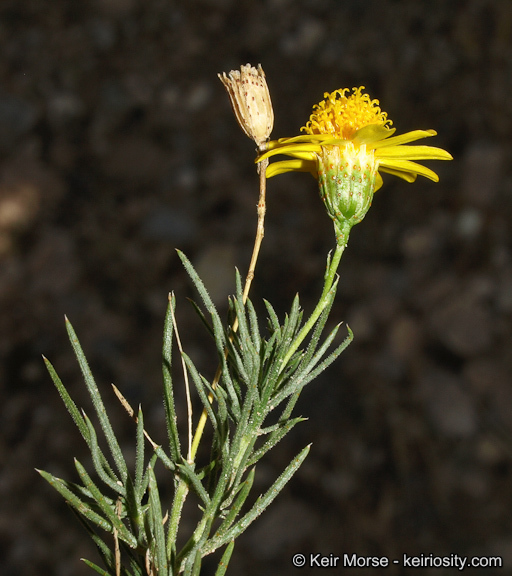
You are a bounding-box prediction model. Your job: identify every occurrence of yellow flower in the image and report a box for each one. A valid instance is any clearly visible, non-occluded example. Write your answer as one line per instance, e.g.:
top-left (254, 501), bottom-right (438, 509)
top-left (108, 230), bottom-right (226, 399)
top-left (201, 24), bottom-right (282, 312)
top-left (257, 86), bottom-right (452, 192)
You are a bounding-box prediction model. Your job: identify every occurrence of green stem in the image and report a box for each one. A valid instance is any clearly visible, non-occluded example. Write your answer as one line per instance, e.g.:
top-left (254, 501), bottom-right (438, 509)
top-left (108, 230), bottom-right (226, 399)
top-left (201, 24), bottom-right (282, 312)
top-left (279, 223), bottom-right (351, 374)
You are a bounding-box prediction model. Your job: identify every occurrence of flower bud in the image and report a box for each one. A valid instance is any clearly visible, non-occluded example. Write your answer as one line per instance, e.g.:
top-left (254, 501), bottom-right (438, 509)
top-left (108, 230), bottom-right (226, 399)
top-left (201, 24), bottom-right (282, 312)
top-left (218, 64), bottom-right (274, 147)
top-left (317, 143), bottom-right (378, 245)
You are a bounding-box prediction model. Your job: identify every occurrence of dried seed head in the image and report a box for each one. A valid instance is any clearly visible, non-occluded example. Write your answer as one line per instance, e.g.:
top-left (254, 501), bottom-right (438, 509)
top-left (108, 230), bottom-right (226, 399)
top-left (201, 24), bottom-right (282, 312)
top-left (218, 63), bottom-right (274, 147)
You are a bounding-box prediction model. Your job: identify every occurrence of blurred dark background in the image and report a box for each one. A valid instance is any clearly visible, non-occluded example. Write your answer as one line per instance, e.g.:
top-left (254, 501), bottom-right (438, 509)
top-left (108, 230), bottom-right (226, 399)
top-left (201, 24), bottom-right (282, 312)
top-left (1, 0), bottom-right (512, 574)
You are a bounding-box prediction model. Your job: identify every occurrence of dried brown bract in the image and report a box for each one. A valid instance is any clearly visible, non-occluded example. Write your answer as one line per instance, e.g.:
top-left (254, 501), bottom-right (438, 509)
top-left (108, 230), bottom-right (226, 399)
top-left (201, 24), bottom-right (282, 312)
top-left (218, 64), bottom-right (274, 148)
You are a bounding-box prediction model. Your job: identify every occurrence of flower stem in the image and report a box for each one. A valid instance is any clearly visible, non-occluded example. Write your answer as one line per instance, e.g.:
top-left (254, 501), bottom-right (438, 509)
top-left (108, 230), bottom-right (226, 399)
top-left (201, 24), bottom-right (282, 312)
top-left (242, 156), bottom-right (268, 301)
top-left (279, 221), bottom-right (351, 374)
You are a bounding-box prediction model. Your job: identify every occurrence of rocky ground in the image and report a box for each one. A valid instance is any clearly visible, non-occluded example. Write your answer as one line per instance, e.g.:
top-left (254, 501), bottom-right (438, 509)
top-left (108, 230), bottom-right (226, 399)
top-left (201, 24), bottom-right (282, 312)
top-left (1, 0), bottom-right (512, 574)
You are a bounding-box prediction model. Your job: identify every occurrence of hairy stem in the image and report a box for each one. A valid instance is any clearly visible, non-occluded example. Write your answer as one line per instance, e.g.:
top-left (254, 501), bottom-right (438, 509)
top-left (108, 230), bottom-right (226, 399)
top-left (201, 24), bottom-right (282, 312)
top-left (279, 221), bottom-right (351, 374)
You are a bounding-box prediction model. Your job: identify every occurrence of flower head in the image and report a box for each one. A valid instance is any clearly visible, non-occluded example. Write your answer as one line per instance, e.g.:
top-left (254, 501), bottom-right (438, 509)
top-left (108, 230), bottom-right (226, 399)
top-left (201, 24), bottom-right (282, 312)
top-left (257, 87), bottom-right (452, 243)
top-left (257, 86), bottom-right (452, 191)
top-left (219, 64), bottom-right (274, 148)
top-left (317, 142), bottom-right (378, 244)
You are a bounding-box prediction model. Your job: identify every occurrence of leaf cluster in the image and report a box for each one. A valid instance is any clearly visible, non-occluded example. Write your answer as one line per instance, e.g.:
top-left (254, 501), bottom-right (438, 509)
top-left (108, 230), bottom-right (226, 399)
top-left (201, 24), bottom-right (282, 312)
top-left (39, 251), bottom-right (352, 575)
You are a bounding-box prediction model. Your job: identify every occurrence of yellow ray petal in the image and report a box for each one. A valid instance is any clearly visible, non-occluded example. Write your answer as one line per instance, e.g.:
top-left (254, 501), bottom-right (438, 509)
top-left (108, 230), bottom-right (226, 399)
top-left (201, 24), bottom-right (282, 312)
top-left (372, 129), bottom-right (437, 148)
top-left (378, 166), bottom-right (418, 183)
top-left (258, 143), bottom-right (321, 162)
top-left (266, 159), bottom-right (317, 178)
top-left (374, 171), bottom-right (384, 192)
top-left (379, 159), bottom-right (439, 181)
top-left (376, 145), bottom-right (453, 161)
top-left (277, 134), bottom-right (331, 145)
top-left (353, 124), bottom-right (396, 145)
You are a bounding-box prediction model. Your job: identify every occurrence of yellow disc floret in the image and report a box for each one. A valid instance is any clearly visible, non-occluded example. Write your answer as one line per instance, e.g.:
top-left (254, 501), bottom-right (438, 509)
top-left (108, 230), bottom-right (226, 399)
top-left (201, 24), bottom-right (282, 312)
top-left (302, 87), bottom-right (392, 140)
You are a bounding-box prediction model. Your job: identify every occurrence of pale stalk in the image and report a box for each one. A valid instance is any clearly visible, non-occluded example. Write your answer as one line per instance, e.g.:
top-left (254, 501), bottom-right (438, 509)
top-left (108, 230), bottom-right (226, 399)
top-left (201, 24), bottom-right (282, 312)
top-left (189, 156), bottom-right (268, 462)
top-left (169, 300), bottom-right (193, 462)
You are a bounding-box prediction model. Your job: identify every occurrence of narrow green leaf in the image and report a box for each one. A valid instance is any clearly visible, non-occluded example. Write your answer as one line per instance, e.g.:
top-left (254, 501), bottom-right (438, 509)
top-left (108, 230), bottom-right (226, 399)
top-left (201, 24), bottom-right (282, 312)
top-left (82, 413), bottom-right (123, 496)
top-left (72, 507), bottom-right (116, 571)
top-left (43, 355), bottom-right (91, 445)
top-left (292, 325), bottom-right (353, 404)
top-left (124, 474), bottom-right (145, 547)
top-left (234, 266), bottom-right (243, 298)
top-left (247, 417), bottom-right (305, 466)
top-left (182, 354), bottom-right (220, 430)
top-left (225, 427), bottom-right (258, 499)
top-left (260, 332), bottom-right (278, 366)
top-left (216, 349), bottom-right (242, 421)
top-left (231, 297), bottom-right (258, 379)
top-left (223, 333), bottom-right (249, 396)
top-left (187, 297), bottom-right (215, 339)
top-left (211, 308), bottom-right (245, 394)
top-left (153, 445), bottom-right (176, 472)
top-left (232, 274), bottom-right (257, 369)
top-left (191, 549), bottom-right (202, 576)
top-left (210, 309), bottom-right (229, 362)
top-left (228, 406), bottom-right (254, 482)
top-left (277, 347), bottom-right (304, 383)
top-left (297, 286), bottom-right (336, 372)
top-left (305, 322), bottom-right (343, 371)
top-left (141, 452), bottom-right (159, 495)
top-left (74, 459), bottom-right (137, 548)
top-left (37, 469), bottom-right (113, 533)
top-left (167, 477), bottom-right (189, 570)
top-left (229, 330), bottom-right (266, 436)
top-left (204, 445), bottom-right (310, 555)
top-left (126, 554), bottom-right (144, 576)
top-left (299, 326), bottom-right (353, 385)
top-left (229, 317), bottom-right (260, 402)
top-left (214, 468), bottom-right (254, 536)
top-left (246, 298), bottom-right (261, 354)
top-left (147, 466), bottom-right (168, 574)
top-left (263, 299), bottom-right (281, 335)
top-left (215, 541), bottom-right (235, 576)
top-left (281, 293), bottom-right (301, 346)
top-left (177, 461), bottom-right (211, 507)
top-left (81, 559), bottom-right (111, 576)
top-left (65, 318), bottom-right (128, 483)
top-left (241, 361), bottom-right (260, 421)
top-left (162, 294), bottom-right (181, 462)
top-left (272, 323), bottom-right (350, 410)
top-left (275, 340), bottom-right (340, 408)
top-left (259, 296), bottom-right (311, 403)
top-left (259, 343), bottom-right (286, 405)
top-left (134, 406), bottom-right (145, 499)
top-left (277, 390), bottom-right (301, 424)
top-left (176, 250), bottom-right (220, 322)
